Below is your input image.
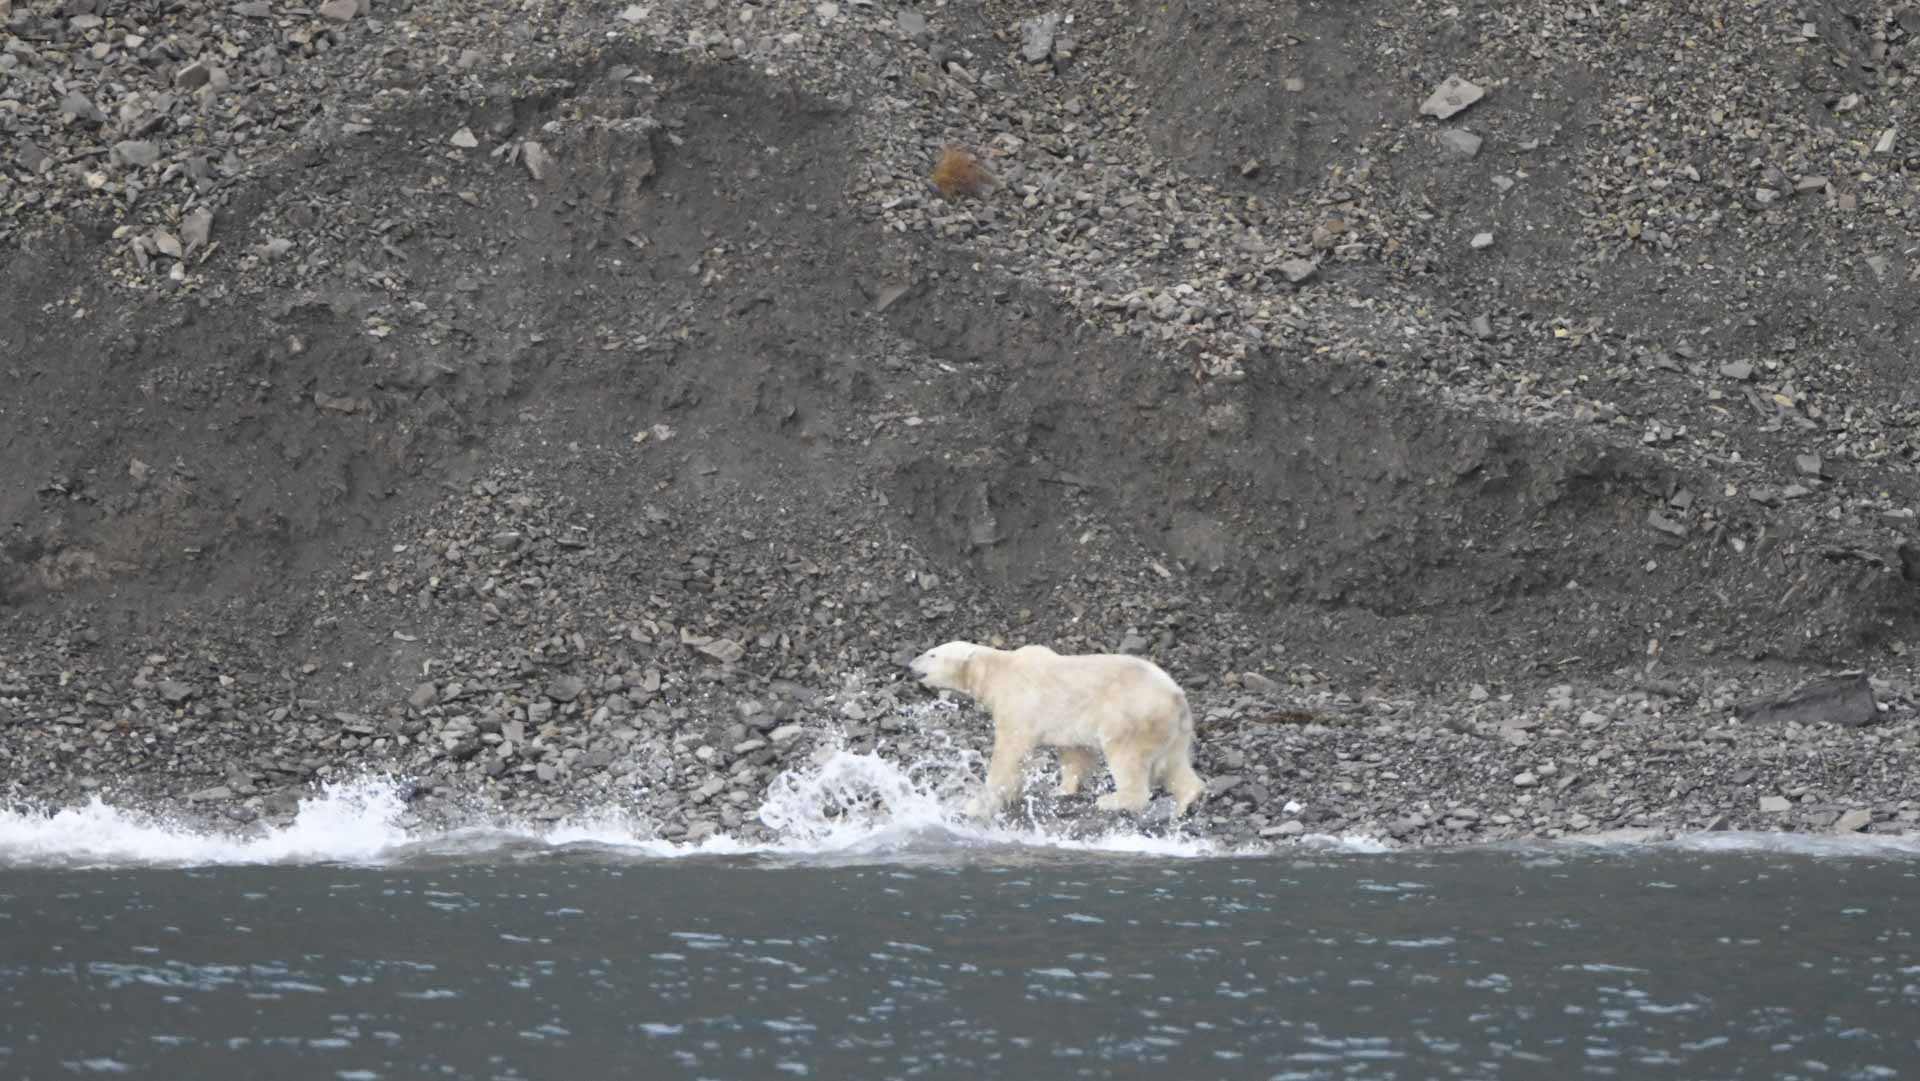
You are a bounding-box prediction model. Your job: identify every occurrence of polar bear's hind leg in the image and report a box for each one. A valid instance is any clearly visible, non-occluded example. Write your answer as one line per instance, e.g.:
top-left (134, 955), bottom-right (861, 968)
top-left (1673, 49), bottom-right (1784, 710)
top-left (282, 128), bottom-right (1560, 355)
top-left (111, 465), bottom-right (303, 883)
top-left (1094, 743), bottom-right (1154, 812)
top-left (1055, 747), bottom-right (1099, 797)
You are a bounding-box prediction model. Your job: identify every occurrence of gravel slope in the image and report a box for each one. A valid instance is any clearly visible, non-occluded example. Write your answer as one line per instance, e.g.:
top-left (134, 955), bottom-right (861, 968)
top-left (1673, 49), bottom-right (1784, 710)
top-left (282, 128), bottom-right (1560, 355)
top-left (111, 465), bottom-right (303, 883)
top-left (3, 0), bottom-right (1918, 849)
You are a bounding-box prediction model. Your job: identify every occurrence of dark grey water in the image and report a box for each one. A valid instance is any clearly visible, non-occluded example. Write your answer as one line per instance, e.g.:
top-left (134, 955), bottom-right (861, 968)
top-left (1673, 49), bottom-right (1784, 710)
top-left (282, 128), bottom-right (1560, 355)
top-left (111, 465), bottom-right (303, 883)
top-left (2, 842), bottom-right (1916, 1081)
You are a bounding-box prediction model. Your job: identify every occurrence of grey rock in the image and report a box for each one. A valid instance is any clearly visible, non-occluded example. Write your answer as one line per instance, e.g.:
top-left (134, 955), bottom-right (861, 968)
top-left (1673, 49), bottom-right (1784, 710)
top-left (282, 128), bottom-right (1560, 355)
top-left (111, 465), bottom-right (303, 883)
top-left (1241, 671), bottom-right (1281, 695)
top-left (1795, 453), bottom-right (1823, 478)
top-left (1469, 231), bottom-right (1495, 250)
top-left (522, 141), bottom-right (557, 182)
top-left (1438, 129), bottom-right (1483, 157)
top-left (1206, 774), bottom-right (1243, 798)
top-left (318, 0), bottom-right (358, 22)
top-left (1832, 809), bottom-right (1873, 833)
top-left (769, 724), bottom-right (803, 744)
top-left (1759, 795), bottom-right (1792, 814)
top-left (187, 785), bottom-right (233, 802)
top-left (158, 680), bottom-right (195, 705)
top-left (1420, 75), bottom-right (1485, 120)
top-left (546, 675), bottom-right (586, 702)
top-left (1020, 13), bottom-right (1062, 64)
top-left (1278, 258), bottom-right (1318, 284)
top-left (1736, 671), bottom-right (1877, 729)
top-left (1513, 771), bottom-right (1539, 787)
top-left (1260, 820), bottom-right (1305, 838)
top-left (61, 92), bottom-right (106, 125)
top-left (1469, 315), bottom-right (1494, 339)
top-left (697, 639), bottom-right (746, 665)
top-left (684, 820), bottom-right (719, 842)
top-left (181, 207), bottom-right (213, 253)
top-left (1720, 360), bottom-right (1754, 381)
top-left (1647, 511), bottom-right (1688, 538)
top-left (112, 141), bottom-right (161, 168)
top-left (1118, 633), bottom-right (1149, 654)
top-left (408, 682), bottom-right (438, 710)
top-left (895, 10), bottom-right (927, 37)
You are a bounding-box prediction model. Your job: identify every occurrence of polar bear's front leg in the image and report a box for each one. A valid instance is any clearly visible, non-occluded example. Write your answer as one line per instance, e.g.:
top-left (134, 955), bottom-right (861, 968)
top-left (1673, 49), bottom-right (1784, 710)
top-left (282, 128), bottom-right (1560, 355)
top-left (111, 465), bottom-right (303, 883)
top-left (970, 728), bottom-right (1036, 819)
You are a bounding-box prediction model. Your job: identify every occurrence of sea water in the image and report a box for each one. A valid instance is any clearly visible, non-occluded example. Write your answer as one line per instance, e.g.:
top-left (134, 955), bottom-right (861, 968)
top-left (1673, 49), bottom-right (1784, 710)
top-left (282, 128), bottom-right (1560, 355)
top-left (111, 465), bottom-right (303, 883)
top-left (2, 748), bottom-right (1916, 1080)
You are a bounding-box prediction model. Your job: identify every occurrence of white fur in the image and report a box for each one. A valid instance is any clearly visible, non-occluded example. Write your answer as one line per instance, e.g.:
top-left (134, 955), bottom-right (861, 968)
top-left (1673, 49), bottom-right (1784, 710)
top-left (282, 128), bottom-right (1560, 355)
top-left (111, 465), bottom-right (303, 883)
top-left (907, 641), bottom-right (1207, 819)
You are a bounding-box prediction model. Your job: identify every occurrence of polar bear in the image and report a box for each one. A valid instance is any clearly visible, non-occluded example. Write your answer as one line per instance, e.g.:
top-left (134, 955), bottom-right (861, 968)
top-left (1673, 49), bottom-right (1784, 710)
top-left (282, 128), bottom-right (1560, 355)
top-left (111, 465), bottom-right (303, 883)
top-left (907, 641), bottom-right (1207, 819)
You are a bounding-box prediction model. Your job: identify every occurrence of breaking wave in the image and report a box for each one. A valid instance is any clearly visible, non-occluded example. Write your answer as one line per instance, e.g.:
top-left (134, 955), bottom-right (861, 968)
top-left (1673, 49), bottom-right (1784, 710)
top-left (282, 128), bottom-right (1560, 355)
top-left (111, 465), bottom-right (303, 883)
top-left (3, 733), bottom-right (1912, 870)
top-left (0, 731), bottom-right (1349, 870)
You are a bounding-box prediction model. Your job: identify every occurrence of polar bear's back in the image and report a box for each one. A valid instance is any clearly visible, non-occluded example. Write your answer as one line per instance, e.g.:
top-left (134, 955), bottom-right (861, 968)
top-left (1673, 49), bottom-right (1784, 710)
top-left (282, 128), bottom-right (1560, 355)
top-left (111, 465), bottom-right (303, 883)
top-left (995, 645), bottom-right (1189, 746)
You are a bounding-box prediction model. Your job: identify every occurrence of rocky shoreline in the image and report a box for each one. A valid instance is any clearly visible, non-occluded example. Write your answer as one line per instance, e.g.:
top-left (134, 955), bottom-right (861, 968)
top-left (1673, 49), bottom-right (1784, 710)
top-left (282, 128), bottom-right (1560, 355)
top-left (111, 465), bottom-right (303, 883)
top-left (5, 0), bottom-right (1920, 853)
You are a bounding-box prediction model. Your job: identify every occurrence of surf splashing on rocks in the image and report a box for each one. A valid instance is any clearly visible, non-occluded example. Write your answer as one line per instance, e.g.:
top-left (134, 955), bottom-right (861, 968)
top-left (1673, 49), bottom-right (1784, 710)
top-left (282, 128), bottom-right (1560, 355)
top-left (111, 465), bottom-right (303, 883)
top-left (0, 720), bottom-right (1251, 869)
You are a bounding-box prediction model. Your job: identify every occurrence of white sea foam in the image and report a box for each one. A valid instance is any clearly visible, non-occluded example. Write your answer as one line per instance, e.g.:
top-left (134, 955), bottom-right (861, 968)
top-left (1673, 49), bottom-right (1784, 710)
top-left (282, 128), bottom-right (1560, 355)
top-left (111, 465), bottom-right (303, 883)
top-left (0, 731), bottom-right (1312, 869)
top-left (6, 743), bottom-right (1912, 869)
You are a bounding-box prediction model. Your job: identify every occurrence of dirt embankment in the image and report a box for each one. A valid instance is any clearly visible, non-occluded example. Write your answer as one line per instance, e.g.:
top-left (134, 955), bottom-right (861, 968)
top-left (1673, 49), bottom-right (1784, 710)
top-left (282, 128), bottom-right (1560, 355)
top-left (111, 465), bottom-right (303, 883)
top-left (2, 0), bottom-right (1918, 847)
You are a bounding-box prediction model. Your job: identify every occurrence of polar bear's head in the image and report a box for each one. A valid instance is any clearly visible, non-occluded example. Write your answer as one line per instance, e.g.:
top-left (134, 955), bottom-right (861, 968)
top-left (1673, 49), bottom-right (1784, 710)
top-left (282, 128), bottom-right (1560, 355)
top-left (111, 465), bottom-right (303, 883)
top-left (907, 640), bottom-right (984, 695)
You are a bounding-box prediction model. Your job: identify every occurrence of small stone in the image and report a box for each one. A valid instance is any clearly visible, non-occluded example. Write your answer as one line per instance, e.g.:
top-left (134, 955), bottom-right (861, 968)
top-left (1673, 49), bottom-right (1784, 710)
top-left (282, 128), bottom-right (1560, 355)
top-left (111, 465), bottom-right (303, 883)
top-left (1260, 820), bottom-right (1305, 838)
top-left (450, 127), bottom-right (480, 149)
top-left (1720, 360), bottom-right (1754, 381)
top-left (1736, 671), bottom-right (1877, 729)
top-left (1832, 809), bottom-right (1873, 834)
top-left (1795, 454), bottom-right (1823, 478)
top-left (1647, 511), bottom-right (1688, 538)
top-left (176, 61), bottom-right (212, 90)
top-left (1513, 772), bottom-right (1539, 788)
top-left (1469, 315), bottom-right (1493, 339)
top-left (158, 680), bottom-right (195, 705)
top-left (619, 4), bottom-right (649, 23)
top-left (1020, 12), bottom-right (1062, 63)
top-left (1420, 75), bottom-right (1485, 120)
top-left (1759, 795), bottom-right (1793, 814)
top-left (1577, 710), bottom-right (1609, 728)
top-left (181, 207), bottom-right (213, 253)
top-left (187, 785), bottom-right (233, 802)
top-left (522, 140), bottom-right (556, 182)
top-left (546, 675), bottom-right (586, 702)
top-left (1241, 672), bottom-right (1281, 695)
top-left (1240, 158), bottom-right (1262, 178)
top-left (1469, 232), bottom-right (1495, 250)
top-left (408, 682), bottom-right (438, 709)
top-left (318, 0), bottom-right (358, 22)
top-left (1438, 129), bottom-right (1483, 157)
top-left (61, 92), bottom-right (106, 125)
top-left (769, 724), bottom-right (803, 744)
top-left (112, 141), bottom-right (161, 168)
top-left (684, 820), bottom-right (719, 842)
top-left (697, 639), bottom-right (746, 665)
top-left (895, 10), bottom-right (926, 37)
top-left (1278, 258), bottom-right (1317, 284)
top-left (151, 231), bottom-right (182, 259)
